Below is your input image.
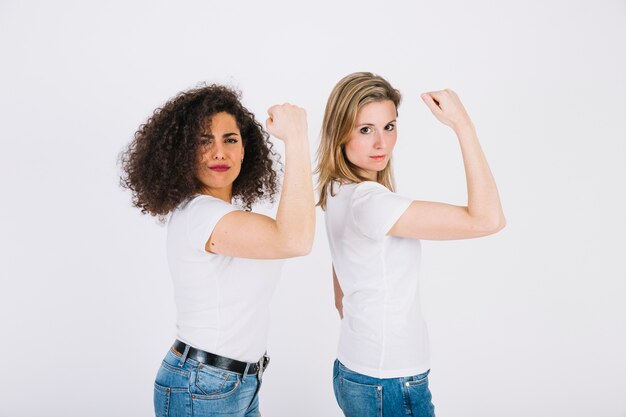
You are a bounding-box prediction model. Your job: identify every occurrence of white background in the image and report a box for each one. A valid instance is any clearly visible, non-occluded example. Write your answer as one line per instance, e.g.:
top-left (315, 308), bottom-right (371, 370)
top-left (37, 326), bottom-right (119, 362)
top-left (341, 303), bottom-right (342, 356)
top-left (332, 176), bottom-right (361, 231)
top-left (1, 1), bottom-right (625, 416)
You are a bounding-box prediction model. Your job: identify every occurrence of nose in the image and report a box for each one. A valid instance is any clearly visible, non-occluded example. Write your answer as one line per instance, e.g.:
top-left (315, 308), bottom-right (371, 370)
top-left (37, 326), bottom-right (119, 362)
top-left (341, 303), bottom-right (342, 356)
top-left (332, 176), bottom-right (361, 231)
top-left (373, 131), bottom-right (385, 149)
top-left (210, 142), bottom-right (226, 160)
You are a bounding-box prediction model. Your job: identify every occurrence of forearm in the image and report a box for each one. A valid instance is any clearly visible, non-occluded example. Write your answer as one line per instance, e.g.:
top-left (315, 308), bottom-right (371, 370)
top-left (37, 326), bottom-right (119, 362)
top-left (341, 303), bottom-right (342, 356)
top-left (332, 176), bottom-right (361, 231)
top-left (455, 124), bottom-right (506, 229)
top-left (275, 138), bottom-right (315, 254)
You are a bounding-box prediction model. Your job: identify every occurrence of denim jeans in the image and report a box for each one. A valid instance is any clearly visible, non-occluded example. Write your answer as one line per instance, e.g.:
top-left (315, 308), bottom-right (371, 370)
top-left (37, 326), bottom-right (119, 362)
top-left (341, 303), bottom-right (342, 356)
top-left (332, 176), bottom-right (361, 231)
top-left (153, 348), bottom-right (261, 417)
top-left (333, 359), bottom-right (435, 417)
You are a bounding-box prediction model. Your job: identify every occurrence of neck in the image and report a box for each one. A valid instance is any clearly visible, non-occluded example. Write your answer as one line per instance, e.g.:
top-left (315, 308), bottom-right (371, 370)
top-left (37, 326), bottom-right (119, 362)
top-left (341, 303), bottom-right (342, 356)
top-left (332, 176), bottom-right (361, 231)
top-left (199, 186), bottom-right (232, 203)
top-left (358, 169), bottom-right (377, 182)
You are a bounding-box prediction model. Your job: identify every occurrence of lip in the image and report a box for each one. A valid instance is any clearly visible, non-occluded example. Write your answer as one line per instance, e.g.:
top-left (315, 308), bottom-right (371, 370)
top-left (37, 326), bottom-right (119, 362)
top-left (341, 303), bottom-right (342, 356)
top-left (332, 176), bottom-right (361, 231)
top-left (209, 165), bottom-right (230, 172)
top-left (369, 155), bottom-right (386, 161)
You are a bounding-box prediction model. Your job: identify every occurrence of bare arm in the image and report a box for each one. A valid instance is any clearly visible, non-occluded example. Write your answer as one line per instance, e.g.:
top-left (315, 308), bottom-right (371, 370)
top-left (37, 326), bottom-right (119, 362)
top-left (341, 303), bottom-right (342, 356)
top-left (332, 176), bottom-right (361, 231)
top-left (332, 264), bottom-right (344, 319)
top-left (206, 104), bottom-right (315, 258)
top-left (389, 90), bottom-right (505, 240)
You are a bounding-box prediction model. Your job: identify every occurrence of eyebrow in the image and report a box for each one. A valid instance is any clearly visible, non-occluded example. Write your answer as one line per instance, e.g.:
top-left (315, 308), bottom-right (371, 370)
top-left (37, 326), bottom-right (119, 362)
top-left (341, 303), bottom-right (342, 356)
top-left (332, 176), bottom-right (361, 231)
top-left (200, 132), bottom-right (240, 139)
top-left (355, 120), bottom-right (397, 127)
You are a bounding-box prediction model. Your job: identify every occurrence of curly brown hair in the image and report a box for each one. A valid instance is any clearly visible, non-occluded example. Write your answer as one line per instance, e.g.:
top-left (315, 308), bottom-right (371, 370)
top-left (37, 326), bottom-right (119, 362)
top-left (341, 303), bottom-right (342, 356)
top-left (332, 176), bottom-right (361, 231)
top-left (120, 84), bottom-right (281, 216)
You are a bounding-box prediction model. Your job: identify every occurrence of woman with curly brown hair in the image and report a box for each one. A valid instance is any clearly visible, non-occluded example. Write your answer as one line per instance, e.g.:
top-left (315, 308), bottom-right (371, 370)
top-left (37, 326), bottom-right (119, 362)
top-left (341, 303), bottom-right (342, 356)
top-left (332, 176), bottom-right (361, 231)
top-left (120, 84), bottom-right (314, 417)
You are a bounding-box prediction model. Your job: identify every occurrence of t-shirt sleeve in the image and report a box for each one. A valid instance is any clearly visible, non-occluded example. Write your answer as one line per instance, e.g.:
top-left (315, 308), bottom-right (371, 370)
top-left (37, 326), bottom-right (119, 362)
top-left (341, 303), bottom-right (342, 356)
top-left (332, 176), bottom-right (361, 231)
top-left (350, 182), bottom-right (413, 239)
top-left (185, 195), bottom-right (238, 252)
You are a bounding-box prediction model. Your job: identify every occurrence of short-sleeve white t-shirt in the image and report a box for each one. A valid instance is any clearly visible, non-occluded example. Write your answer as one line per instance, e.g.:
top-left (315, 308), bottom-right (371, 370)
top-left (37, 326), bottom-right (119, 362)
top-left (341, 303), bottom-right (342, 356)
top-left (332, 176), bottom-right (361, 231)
top-left (325, 181), bottom-right (430, 378)
top-left (166, 195), bottom-right (284, 363)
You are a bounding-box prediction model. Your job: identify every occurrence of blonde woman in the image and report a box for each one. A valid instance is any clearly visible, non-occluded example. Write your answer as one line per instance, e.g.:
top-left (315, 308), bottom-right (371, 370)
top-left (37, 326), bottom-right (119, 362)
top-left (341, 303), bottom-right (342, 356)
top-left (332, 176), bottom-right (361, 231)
top-left (316, 72), bottom-right (505, 417)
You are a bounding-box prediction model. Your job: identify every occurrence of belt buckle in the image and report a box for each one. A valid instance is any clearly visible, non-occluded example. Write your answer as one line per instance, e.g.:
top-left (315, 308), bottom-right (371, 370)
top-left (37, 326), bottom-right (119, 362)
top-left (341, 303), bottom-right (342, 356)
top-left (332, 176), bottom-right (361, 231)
top-left (257, 354), bottom-right (270, 379)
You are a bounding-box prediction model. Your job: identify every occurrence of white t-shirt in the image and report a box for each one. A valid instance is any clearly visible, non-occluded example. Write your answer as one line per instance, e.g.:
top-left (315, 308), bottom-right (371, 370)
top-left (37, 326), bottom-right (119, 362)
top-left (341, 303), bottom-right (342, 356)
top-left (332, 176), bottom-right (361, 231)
top-left (325, 181), bottom-right (430, 378)
top-left (166, 195), bottom-right (283, 363)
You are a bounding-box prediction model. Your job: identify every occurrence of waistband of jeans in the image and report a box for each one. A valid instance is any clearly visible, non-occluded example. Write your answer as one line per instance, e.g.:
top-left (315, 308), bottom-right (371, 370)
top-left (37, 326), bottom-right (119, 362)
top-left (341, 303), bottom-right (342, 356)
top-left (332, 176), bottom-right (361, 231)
top-left (171, 340), bottom-right (269, 376)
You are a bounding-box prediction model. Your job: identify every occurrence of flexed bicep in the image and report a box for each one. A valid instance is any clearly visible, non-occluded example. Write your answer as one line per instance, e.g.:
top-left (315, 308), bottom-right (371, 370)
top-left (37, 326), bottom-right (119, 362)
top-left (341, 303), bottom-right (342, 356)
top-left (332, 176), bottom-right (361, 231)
top-left (206, 210), bottom-right (307, 259)
top-left (388, 200), bottom-right (504, 241)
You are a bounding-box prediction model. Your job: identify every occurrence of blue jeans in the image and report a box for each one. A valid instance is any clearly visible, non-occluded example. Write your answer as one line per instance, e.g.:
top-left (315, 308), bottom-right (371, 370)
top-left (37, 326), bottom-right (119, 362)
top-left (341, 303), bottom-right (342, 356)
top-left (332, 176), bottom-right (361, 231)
top-left (333, 359), bottom-right (435, 417)
top-left (153, 348), bottom-right (261, 417)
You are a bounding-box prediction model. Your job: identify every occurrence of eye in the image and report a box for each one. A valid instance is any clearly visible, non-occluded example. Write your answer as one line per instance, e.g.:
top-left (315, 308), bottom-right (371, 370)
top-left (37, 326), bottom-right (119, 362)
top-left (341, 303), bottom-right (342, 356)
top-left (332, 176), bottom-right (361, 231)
top-left (225, 138), bottom-right (239, 144)
top-left (384, 123), bottom-right (395, 131)
top-left (359, 126), bottom-right (372, 134)
top-left (199, 137), bottom-right (213, 146)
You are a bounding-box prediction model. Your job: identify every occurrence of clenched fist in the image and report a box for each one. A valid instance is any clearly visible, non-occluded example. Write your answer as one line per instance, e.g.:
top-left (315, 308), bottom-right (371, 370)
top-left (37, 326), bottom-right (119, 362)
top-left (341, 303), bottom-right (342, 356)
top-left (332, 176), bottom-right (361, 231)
top-left (421, 89), bottom-right (473, 132)
top-left (265, 103), bottom-right (308, 143)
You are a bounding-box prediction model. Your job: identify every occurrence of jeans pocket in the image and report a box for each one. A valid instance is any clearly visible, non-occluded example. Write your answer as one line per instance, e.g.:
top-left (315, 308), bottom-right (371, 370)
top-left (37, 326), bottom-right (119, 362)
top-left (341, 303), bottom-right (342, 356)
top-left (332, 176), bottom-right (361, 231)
top-left (192, 365), bottom-right (241, 399)
top-left (154, 382), bottom-right (170, 417)
top-left (337, 377), bottom-right (382, 417)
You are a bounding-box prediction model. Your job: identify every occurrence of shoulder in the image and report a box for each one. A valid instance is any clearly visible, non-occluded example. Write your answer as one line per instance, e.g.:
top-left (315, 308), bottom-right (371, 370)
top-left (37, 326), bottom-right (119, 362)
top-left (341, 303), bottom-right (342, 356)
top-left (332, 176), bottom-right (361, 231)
top-left (351, 181), bottom-right (395, 205)
top-left (173, 195), bottom-right (238, 227)
top-left (170, 195), bottom-right (239, 251)
top-left (349, 182), bottom-right (413, 239)
top-left (351, 181), bottom-right (411, 220)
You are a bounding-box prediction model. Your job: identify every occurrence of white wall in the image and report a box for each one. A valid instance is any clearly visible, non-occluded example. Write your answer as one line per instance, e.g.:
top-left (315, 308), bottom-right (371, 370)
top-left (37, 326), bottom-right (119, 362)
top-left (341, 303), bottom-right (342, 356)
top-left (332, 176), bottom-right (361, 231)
top-left (1, 1), bottom-right (625, 416)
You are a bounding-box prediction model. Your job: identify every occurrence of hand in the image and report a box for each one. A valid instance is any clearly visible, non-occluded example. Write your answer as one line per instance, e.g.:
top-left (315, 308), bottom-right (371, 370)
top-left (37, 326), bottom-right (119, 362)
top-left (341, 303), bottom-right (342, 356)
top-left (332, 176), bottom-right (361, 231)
top-left (421, 89), bottom-right (473, 132)
top-left (265, 103), bottom-right (308, 143)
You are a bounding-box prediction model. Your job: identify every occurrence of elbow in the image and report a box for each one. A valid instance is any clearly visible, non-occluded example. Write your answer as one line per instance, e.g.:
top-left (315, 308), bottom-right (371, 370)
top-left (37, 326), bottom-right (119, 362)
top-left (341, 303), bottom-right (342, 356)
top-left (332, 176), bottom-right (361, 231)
top-left (498, 215), bottom-right (507, 231)
top-left (282, 237), bottom-right (314, 258)
top-left (478, 214), bottom-right (506, 236)
top-left (292, 227), bottom-right (315, 256)
top-left (494, 213), bottom-right (507, 233)
top-left (279, 220), bottom-right (315, 257)
top-left (294, 241), bottom-right (314, 257)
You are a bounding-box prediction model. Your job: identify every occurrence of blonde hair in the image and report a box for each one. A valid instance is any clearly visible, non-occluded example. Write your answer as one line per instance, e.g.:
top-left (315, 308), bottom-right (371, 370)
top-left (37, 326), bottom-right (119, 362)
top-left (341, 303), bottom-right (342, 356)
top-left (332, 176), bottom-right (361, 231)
top-left (316, 72), bottom-right (402, 210)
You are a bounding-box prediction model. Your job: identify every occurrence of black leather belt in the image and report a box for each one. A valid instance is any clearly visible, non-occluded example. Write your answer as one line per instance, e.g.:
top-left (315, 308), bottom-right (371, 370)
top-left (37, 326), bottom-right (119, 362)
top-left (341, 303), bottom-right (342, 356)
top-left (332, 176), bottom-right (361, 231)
top-left (172, 340), bottom-right (269, 376)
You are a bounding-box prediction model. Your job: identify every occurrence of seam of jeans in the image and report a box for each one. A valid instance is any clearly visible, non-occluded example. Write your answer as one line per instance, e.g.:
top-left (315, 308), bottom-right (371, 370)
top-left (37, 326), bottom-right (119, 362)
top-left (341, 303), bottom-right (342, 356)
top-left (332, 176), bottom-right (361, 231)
top-left (153, 382), bottom-right (171, 417)
top-left (339, 375), bottom-right (383, 389)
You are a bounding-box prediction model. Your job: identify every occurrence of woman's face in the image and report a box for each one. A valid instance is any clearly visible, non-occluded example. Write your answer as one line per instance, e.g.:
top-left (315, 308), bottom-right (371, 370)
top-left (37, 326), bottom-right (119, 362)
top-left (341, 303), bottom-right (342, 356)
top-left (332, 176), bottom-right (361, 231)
top-left (344, 100), bottom-right (397, 181)
top-left (195, 112), bottom-right (245, 201)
